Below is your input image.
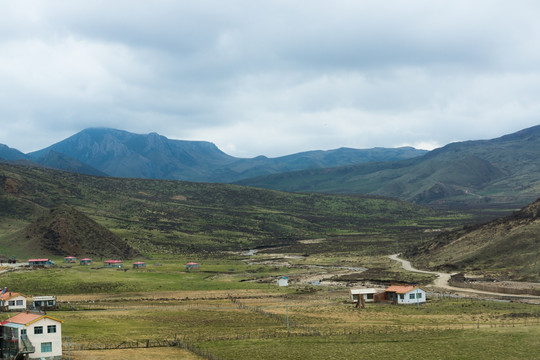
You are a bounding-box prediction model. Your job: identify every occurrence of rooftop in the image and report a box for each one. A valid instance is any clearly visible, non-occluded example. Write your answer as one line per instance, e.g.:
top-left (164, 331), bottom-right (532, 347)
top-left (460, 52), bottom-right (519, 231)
top-left (0, 292), bottom-right (22, 300)
top-left (385, 285), bottom-right (424, 294)
top-left (3, 312), bottom-right (63, 326)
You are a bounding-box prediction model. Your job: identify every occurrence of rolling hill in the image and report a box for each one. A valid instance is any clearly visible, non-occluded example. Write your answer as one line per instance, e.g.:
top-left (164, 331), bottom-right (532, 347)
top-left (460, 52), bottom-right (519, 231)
top-left (0, 162), bottom-right (467, 258)
top-left (23, 127), bottom-right (427, 182)
top-left (406, 197), bottom-right (540, 281)
top-left (237, 125), bottom-right (540, 210)
top-left (25, 204), bottom-right (139, 259)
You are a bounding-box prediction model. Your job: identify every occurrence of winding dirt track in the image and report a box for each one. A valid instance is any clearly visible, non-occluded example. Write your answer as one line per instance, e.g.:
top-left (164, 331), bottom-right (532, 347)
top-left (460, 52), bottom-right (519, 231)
top-left (388, 254), bottom-right (540, 300)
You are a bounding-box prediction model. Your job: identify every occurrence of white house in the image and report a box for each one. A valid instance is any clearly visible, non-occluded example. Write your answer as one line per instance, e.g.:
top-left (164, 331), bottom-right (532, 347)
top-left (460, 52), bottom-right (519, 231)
top-left (1, 312), bottom-right (63, 360)
top-left (277, 276), bottom-right (289, 287)
top-left (384, 285), bottom-right (426, 305)
top-left (0, 292), bottom-right (27, 311)
top-left (350, 288), bottom-right (380, 304)
top-left (32, 296), bottom-right (57, 310)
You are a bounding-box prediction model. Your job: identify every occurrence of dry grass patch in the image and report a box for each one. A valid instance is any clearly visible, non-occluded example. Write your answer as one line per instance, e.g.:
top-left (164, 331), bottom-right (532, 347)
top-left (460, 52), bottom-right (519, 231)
top-left (69, 347), bottom-right (202, 360)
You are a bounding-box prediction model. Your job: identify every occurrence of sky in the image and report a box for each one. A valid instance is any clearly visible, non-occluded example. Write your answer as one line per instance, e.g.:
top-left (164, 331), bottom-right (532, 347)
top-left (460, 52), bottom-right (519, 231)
top-left (1, 0), bottom-right (540, 158)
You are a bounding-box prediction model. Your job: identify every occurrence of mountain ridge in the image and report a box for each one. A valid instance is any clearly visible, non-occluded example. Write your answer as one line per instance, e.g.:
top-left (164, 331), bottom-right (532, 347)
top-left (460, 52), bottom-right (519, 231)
top-left (237, 125), bottom-right (540, 209)
top-left (21, 127), bottom-right (427, 182)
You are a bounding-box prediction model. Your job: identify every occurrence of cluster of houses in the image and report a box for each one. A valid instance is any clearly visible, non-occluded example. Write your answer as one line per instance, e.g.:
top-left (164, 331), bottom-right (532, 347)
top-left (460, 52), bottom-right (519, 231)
top-left (350, 285), bottom-right (427, 306)
top-left (0, 290), bottom-right (62, 360)
top-left (26, 257), bottom-right (204, 272)
top-left (27, 257), bottom-right (150, 269)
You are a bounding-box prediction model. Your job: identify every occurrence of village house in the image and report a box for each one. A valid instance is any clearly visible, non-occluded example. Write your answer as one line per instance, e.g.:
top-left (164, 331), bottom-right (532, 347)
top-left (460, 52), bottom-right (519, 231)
top-left (383, 285), bottom-right (427, 305)
top-left (277, 276), bottom-right (289, 287)
top-left (79, 258), bottom-right (93, 266)
top-left (350, 288), bottom-right (380, 304)
top-left (27, 259), bottom-right (53, 267)
top-left (185, 262), bottom-right (199, 270)
top-left (0, 292), bottom-right (27, 312)
top-left (0, 312), bottom-right (63, 360)
top-left (103, 260), bottom-right (123, 268)
top-left (132, 261), bottom-right (146, 269)
top-left (31, 296), bottom-right (57, 311)
top-left (63, 256), bottom-right (76, 263)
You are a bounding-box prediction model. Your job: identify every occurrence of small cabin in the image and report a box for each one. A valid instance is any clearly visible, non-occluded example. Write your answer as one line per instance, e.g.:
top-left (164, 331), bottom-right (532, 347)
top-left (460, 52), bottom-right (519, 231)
top-left (103, 260), bottom-right (123, 268)
top-left (79, 258), bottom-right (93, 266)
top-left (185, 262), bottom-right (199, 271)
top-left (28, 259), bottom-right (53, 267)
top-left (132, 262), bottom-right (146, 269)
top-left (350, 288), bottom-right (380, 304)
top-left (383, 285), bottom-right (427, 305)
top-left (63, 256), bottom-right (77, 263)
top-left (277, 277), bottom-right (289, 287)
top-left (32, 295), bottom-right (57, 310)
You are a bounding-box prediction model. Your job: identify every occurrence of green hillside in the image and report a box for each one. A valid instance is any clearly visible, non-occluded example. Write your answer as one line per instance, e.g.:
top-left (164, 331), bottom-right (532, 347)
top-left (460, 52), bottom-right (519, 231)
top-left (406, 197), bottom-right (540, 281)
top-left (237, 125), bottom-right (540, 211)
top-left (0, 163), bottom-right (469, 258)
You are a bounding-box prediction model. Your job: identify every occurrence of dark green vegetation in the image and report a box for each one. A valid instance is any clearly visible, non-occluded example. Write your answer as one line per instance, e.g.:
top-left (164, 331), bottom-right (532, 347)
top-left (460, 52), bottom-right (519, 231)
top-left (25, 205), bottom-right (138, 258)
top-left (407, 197), bottom-right (540, 281)
top-left (238, 125), bottom-right (540, 211)
top-left (0, 162), bottom-right (468, 258)
top-left (23, 127), bottom-right (427, 181)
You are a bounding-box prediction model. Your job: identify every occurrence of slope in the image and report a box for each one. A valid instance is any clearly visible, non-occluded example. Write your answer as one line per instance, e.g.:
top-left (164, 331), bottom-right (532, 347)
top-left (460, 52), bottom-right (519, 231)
top-left (0, 162), bottom-right (470, 256)
top-left (24, 204), bottom-right (139, 259)
top-left (406, 197), bottom-right (540, 281)
top-left (237, 125), bottom-right (540, 210)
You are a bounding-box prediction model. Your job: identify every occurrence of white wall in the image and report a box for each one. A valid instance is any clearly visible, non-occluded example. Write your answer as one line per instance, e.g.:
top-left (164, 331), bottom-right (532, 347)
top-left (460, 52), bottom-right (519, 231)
top-left (397, 289), bottom-right (426, 304)
top-left (24, 317), bottom-right (62, 359)
top-left (6, 295), bottom-right (26, 311)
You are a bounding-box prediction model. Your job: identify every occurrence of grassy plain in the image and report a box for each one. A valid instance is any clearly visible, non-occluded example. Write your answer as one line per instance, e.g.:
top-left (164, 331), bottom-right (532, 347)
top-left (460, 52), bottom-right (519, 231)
top-left (1, 256), bottom-right (538, 360)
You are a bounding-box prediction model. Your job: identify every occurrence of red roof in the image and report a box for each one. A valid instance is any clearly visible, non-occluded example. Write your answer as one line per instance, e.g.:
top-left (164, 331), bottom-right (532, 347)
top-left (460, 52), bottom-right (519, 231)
top-left (28, 259), bottom-right (50, 262)
top-left (186, 262), bottom-right (199, 265)
top-left (5, 312), bottom-right (63, 325)
top-left (64, 256), bottom-right (76, 258)
top-left (385, 285), bottom-right (423, 294)
top-left (104, 260), bottom-right (123, 263)
top-left (0, 292), bottom-right (22, 300)
top-left (80, 258), bottom-right (92, 261)
top-left (133, 262), bottom-right (146, 265)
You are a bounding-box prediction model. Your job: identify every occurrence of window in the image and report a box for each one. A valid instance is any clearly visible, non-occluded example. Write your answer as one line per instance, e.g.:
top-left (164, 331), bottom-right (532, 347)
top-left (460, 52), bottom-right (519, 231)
top-left (20, 329), bottom-right (27, 335)
top-left (8, 300), bottom-right (15, 306)
top-left (16, 300), bottom-right (23, 306)
top-left (34, 326), bottom-right (43, 335)
top-left (416, 293), bottom-right (422, 299)
top-left (367, 294), bottom-right (373, 300)
top-left (41, 342), bottom-right (52, 353)
top-left (409, 293), bottom-right (415, 300)
top-left (47, 325), bottom-right (56, 333)
top-left (399, 294), bottom-right (404, 300)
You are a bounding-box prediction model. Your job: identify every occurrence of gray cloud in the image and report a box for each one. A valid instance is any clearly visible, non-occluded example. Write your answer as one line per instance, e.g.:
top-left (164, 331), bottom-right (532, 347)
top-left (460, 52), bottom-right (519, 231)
top-left (1, 0), bottom-right (539, 157)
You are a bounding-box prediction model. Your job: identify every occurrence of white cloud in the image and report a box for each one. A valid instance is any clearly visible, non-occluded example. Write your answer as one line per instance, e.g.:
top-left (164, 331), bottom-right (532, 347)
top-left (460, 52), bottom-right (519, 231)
top-left (1, 1), bottom-right (540, 156)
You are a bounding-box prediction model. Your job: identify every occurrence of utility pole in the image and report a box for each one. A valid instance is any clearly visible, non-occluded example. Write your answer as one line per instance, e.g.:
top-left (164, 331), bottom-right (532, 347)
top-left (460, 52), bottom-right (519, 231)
top-left (66, 336), bottom-right (71, 360)
top-left (286, 304), bottom-right (290, 335)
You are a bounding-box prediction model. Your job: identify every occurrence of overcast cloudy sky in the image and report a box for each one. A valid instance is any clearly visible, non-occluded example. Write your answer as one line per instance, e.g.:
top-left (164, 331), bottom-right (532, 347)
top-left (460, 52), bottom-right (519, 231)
top-left (1, 1), bottom-right (539, 157)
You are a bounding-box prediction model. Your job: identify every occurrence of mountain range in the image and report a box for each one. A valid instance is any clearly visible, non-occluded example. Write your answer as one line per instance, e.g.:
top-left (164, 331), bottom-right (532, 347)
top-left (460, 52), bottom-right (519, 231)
top-left (238, 125), bottom-right (540, 210)
top-left (0, 127), bottom-right (426, 182)
top-left (2, 125), bottom-right (540, 210)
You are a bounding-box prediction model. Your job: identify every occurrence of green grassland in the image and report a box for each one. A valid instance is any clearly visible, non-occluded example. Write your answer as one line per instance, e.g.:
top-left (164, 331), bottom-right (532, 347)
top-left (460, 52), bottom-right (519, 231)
top-left (1, 255), bottom-right (538, 359)
top-left (0, 163), bottom-right (472, 257)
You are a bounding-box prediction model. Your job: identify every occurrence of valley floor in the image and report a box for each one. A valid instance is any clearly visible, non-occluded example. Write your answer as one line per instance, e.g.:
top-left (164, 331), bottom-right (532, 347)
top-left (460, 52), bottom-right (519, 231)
top-left (389, 254), bottom-right (540, 304)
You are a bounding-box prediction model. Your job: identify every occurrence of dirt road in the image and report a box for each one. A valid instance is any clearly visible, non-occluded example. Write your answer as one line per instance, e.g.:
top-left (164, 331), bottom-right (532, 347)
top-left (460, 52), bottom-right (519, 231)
top-left (388, 254), bottom-right (540, 301)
